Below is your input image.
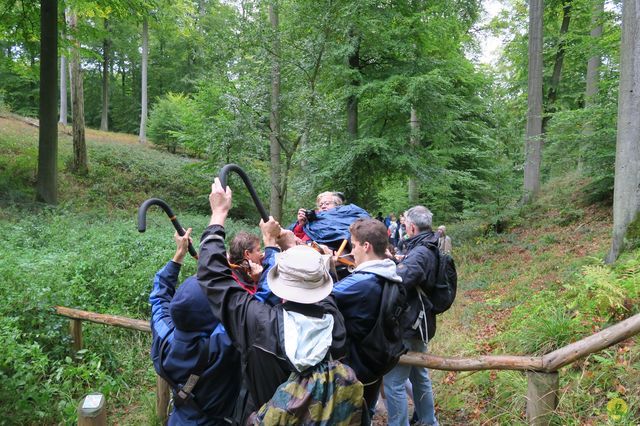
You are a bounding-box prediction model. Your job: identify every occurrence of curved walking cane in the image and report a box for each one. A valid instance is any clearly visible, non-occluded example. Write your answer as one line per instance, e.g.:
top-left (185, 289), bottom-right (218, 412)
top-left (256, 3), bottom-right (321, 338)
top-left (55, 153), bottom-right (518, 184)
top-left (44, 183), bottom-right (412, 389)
top-left (218, 164), bottom-right (269, 222)
top-left (137, 198), bottom-right (198, 259)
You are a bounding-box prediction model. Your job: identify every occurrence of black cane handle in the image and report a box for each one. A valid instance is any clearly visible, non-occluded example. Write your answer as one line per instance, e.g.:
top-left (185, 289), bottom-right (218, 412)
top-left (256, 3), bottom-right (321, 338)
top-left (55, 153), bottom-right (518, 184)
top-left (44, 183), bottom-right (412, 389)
top-left (137, 198), bottom-right (198, 259)
top-left (218, 164), bottom-right (269, 222)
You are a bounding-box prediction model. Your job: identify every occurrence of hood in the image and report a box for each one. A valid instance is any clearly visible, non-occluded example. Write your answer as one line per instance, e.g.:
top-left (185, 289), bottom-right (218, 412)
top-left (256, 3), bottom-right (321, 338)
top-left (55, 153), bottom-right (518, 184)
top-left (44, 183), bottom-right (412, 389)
top-left (405, 230), bottom-right (438, 251)
top-left (169, 275), bottom-right (217, 333)
top-left (354, 258), bottom-right (402, 283)
top-left (282, 309), bottom-right (334, 372)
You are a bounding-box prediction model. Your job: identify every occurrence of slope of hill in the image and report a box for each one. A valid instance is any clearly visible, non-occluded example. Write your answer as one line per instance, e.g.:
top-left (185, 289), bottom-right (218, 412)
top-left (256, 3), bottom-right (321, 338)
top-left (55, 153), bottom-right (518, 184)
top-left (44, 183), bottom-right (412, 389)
top-left (431, 176), bottom-right (639, 424)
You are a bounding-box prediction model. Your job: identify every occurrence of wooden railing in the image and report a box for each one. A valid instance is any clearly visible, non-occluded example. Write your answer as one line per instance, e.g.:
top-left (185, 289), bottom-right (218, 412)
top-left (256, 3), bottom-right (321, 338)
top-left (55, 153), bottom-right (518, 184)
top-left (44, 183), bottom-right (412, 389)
top-left (55, 306), bottom-right (640, 425)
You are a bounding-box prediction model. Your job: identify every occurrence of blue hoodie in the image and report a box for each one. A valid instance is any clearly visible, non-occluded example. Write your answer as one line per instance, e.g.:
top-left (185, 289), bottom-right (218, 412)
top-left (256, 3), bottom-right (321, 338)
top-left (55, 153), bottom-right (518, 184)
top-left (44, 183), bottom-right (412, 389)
top-left (332, 258), bottom-right (402, 384)
top-left (150, 261), bottom-right (241, 425)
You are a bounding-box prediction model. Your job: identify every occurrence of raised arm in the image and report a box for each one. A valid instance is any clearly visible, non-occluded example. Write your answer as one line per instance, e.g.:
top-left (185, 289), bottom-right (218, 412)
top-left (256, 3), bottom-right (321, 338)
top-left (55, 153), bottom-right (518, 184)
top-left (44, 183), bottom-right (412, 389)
top-left (149, 229), bottom-right (191, 344)
top-left (198, 178), bottom-right (275, 352)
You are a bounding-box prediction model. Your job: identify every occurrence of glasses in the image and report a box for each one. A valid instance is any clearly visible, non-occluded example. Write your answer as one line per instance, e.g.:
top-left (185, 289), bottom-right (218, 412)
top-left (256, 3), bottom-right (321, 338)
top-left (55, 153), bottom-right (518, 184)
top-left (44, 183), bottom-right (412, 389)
top-left (318, 201), bottom-right (336, 208)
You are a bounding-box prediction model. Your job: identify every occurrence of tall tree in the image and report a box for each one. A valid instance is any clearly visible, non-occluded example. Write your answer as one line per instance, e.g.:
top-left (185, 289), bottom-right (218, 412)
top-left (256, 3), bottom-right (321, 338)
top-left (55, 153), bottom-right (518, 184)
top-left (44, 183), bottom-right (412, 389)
top-left (347, 26), bottom-right (360, 140)
top-left (268, 0), bottom-right (282, 220)
top-left (606, 0), bottom-right (640, 263)
top-left (523, 0), bottom-right (544, 203)
top-left (408, 105), bottom-right (420, 204)
top-left (58, 9), bottom-right (67, 126)
top-left (584, 0), bottom-right (604, 112)
top-left (579, 0), bottom-right (604, 169)
top-left (37, 0), bottom-right (58, 204)
top-left (584, 0), bottom-right (603, 107)
top-left (139, 16), bottom-right (149, 144)
top-left (68, 9), bottom-right (88, 175)
top-left (542, 0), bottom-right (572, 133)
top-left (100, 18), bottom-right (110, 131)
top-left (59, 53), bottom-right (67, 125)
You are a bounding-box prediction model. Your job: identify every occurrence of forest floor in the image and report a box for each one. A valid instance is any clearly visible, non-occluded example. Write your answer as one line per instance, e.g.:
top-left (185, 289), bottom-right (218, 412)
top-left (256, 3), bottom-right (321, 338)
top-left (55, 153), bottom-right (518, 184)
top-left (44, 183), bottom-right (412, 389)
top-left (373, 190), bottom-right (616, 424)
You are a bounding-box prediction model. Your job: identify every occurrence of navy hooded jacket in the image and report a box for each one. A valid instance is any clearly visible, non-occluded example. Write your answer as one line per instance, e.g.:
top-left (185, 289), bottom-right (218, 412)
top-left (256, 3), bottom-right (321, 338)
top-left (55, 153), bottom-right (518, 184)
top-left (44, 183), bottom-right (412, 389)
top-left (332, 258), bottom-right (402, 384)
top-left (150, 261), bottom-right (241, 425)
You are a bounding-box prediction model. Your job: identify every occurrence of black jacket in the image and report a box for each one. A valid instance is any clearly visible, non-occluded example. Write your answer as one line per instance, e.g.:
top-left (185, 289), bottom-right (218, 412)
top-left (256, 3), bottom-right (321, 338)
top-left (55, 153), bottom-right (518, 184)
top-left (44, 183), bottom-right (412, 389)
top-left (197, 225), bottom-right (348, 409)
top-left (397, 230), bottom-right (439, 340)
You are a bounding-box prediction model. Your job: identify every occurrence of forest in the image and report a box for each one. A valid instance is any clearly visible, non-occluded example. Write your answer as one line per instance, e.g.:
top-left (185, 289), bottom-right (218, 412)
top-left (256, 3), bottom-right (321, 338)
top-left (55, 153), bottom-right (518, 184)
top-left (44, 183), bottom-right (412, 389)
top-left (1, 0), bottom-right (639, 424)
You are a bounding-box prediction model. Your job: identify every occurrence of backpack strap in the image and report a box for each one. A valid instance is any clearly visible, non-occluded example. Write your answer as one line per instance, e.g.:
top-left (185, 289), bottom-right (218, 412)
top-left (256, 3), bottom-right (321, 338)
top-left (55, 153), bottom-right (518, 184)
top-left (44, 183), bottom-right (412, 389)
top-left (413, 288), bottom-right (429, 343)
top-left (158, 334), bottom-right (236, 424)
top-left (158, 335), bottom-right (207, 411)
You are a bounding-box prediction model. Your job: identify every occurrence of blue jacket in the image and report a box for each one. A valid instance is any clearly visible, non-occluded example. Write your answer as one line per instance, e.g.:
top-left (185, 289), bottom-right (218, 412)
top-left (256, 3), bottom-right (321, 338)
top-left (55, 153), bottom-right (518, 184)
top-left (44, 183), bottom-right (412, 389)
top-left (289, 204), bottom-right (370, 249)
top-left (150, 261), bottom-right (241, 425)
top-left (332, 259), bottom-right (402, 384)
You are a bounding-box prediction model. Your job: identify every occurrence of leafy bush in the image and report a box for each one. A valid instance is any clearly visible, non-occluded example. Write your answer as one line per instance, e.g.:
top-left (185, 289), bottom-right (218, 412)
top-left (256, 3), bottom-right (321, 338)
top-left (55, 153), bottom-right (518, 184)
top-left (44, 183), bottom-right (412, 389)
top-left (147, 93), bottom-right (196, 154)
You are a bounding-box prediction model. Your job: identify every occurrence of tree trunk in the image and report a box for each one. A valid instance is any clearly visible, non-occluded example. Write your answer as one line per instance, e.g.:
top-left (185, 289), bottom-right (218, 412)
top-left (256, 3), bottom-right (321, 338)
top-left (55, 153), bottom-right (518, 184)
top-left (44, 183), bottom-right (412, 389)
top-left (542, 0), bottom-right (571, 133)
top-left (65, 9), bottom-right (73, 108)
top-left (139, 17), bottom-right (149, 144)
top-left (59, 54), bottom-right (67, 125)
top-left (100, 19), bottom-right (110, 131)
top-left (120, 61), bottom-right (126, 97)
top-left (580, 0), bottom-right (604, 170)
top-left (523, 0), bottom-right (544, 203)
top-left (36, 0), bottom-right (58, 204)
top-left (408, 106), bottom-right (420, 204)
top-left (68, 54), bottom-right (73, 102)
top-left (269, 1), bottom-right (282, 221)
top-left (606, 0), bottom-right (640, 263)
top-left (69, 11), bottom-right (87, 175)
top-left (585, 0), bottom-right (604, 106)
top-left (347, 27), bottom-right (360, 140)
top-left (58, 9), bottom-right (67, 126)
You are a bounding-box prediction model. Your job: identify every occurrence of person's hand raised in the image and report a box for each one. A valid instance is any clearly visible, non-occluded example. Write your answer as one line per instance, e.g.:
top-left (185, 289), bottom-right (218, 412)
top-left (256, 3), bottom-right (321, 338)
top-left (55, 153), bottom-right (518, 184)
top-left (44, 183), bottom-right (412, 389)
top-left (208, 177), bottom-right (232, 226)
top-left (259, 216), bottom-right (281, 247)
top-left (297, 208), bottom-right (308, 225)
top-left (172, 228), bottom-right (192, 264)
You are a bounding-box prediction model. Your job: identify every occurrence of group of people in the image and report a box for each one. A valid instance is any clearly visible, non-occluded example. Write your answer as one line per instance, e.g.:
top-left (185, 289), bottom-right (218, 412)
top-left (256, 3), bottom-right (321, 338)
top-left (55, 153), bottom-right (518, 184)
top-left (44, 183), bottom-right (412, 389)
top-left (149, 180), bottom-right (447, 425)
top-left (377, 212), bottom-right (452, 257)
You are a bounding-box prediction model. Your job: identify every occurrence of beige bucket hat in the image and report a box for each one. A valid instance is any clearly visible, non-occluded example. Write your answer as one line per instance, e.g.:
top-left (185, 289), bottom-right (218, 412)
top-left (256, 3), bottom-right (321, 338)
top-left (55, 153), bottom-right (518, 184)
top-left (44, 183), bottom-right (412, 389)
top-left (267, 245), bottom-right (334, 304)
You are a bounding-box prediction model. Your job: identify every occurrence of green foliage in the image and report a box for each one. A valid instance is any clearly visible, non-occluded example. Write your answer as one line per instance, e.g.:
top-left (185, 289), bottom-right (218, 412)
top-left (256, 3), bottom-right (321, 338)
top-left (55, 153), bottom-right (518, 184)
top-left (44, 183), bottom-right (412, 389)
top-left (0, 89), bottom-right (8, 113)
top-left (147, 92), bottom-right (194, 153)
top-left (0, 204), bottom-right (253, 423)
top-left (498, 255), bottom-right (639, 356)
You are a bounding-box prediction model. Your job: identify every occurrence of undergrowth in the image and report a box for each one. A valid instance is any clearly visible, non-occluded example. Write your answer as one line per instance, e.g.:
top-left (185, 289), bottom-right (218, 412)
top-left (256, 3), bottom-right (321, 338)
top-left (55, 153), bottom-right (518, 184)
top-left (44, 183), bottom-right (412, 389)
top-left (0, 206), bottom-right (253, 424)
top-left (435, 173), bottom-right (640, 424)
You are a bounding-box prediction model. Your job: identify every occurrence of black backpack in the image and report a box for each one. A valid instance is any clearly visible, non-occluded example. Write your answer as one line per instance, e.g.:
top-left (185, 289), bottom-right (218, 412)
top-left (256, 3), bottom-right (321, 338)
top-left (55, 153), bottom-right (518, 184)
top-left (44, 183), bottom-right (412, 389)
top-left (353, 278), bottom-right (409, 384)
top-left (424, 242), bottom-right (458, 314)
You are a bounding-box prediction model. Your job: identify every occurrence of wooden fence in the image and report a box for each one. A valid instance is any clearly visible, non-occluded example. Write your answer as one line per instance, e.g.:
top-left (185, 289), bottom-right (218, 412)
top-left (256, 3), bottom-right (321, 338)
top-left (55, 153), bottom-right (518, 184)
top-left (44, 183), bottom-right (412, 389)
top-left (55, 306), bottom-right (640, 425)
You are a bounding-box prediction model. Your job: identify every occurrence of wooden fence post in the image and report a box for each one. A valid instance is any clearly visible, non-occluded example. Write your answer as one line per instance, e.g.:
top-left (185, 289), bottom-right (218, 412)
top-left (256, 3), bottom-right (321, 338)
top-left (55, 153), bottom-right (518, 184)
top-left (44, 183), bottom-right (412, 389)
top-left (157, 375), bottom-right (170, 425)
top-left (70, 319), bottom-right (83, 354)
top-left (526, 371), bottom-right (558, 425)
top-left (77, 393), bottom-right (106, 426)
